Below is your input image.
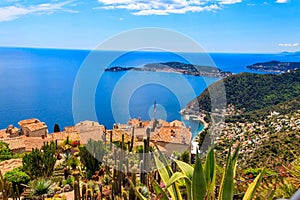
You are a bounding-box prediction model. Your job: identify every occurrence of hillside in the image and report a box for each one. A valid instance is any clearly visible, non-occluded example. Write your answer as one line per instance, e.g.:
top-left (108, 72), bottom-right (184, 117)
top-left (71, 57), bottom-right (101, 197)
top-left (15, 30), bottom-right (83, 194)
top-left (189, 69), bottom-right (300, 170)
top-left (227, 96), bottom-right (300, 122)
top-left (185, 69), bottom-right (300, 115)
top-left (213, 108), bottom-right (300, 170)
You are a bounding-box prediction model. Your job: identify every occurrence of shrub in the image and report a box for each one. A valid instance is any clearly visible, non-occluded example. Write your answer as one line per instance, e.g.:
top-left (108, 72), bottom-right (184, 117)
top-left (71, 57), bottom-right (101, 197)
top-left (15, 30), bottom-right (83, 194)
top-left (0, 141), bottom-right (12, 161)
top-left (4, 167), bottom-right (30, 198)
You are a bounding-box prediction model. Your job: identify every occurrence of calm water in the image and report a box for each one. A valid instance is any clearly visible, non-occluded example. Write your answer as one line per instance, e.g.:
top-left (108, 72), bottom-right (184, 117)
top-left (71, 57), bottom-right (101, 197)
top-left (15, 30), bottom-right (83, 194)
top-left (1, 47), bottom-right (300, 137)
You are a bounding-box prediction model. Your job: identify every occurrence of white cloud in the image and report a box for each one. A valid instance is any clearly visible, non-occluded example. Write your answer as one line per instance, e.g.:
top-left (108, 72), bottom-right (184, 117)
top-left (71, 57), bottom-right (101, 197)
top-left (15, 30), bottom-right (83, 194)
top-left (276, 0), bottom-right (288, 3)
top-left (0, 1), bottom-right (76, 22)
top-left (220, 0), bottom-right (242, 5)
top-left (278, 43), bottom-right (299, 47)
top-left (97, 0), bottom-right (227, 15)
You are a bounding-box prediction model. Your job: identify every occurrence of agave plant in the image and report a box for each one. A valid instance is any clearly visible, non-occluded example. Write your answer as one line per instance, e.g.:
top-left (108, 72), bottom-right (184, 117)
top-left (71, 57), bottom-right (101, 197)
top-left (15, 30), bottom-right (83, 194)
top-left (29, 178), bottom-right (53, 198)
top-left (129, 145), bottom-right (268, 200)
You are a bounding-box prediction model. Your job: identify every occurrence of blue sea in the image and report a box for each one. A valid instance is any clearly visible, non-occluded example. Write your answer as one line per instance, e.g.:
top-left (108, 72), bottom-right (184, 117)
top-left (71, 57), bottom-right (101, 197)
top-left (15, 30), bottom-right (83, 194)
top-left (1, 47), bottom-right (300, 137)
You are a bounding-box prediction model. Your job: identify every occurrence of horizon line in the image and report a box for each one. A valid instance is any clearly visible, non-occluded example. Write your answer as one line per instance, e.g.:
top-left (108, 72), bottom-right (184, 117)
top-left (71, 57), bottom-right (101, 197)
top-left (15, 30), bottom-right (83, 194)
top-left (0, 45), bottom-right (298, 54)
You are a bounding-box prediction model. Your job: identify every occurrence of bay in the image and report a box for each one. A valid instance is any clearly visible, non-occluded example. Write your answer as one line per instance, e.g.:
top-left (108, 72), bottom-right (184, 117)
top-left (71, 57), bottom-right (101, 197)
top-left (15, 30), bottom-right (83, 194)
top-left (1, 47), bottom-right (300, 138)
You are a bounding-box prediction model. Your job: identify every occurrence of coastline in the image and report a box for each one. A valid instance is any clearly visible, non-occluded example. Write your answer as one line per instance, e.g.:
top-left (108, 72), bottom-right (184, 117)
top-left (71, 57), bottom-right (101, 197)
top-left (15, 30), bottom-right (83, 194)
top-left (182, 112), bottom-right (209, 142)
top-left (192, 117), bottom-right (208, 143)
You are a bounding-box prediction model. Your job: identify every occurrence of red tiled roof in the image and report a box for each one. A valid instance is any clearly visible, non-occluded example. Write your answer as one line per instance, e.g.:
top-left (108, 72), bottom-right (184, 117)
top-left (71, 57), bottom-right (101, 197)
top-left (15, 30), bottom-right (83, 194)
top-left (18, 118), bottom-right (40, 127)
top-left (151, 126), bottom-right (191, 144)
top-left (64, 126), bottom-right (78, 133)
top-left (0, 137), bottom-right (25, 150)
top-left (0, 130), bottom-right (9, 139)
top-left (24, 122), bottom-right (47, 132)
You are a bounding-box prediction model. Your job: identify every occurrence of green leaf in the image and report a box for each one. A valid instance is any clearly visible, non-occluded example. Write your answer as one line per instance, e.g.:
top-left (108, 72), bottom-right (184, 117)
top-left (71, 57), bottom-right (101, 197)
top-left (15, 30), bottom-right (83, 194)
top-left (204, 148), bottom-right (216, 199)
top-left (192, 153), bottom-right (207, 200)
top-left (243, 169), bottom-right (265, 200)
top-left (266, 185), bottom-right (276, 200)
top-left (173, 159), bottom-right (194, 180)
top-left (166, 172), bottom-right (192, 200)
top-left (218, 145), bottom-right (240, 200)
top-left (166, 172), bottom-right (191, 188)
top-left (151, 177), bottom-right (169, 200)
top-left (127, 178), bottom-right (149, 200)
top-left (154, 154), bottom-right (182, 200)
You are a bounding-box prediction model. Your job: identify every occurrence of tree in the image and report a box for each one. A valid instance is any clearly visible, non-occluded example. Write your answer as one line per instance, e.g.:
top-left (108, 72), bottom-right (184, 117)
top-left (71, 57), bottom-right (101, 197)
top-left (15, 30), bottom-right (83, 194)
top-left (0, 141), bottom-right (12, 161)
top-left (181, 150), bottom-right (190, 163)
top-left (22, 142), bottom-right (57, 179)
top-left (53, 123), bottom-right (61, 133)
top-left (79, 139), bottom-right (106, 179)
top-left (5, 168), bottom-right (30, 199)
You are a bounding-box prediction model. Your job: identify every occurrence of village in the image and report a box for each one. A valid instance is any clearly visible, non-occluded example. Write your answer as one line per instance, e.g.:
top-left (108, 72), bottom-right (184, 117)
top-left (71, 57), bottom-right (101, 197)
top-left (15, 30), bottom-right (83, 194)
top-left (213, 109), bottom-right (300, 169)
top-left (0, 117), bottom-right (192, 160)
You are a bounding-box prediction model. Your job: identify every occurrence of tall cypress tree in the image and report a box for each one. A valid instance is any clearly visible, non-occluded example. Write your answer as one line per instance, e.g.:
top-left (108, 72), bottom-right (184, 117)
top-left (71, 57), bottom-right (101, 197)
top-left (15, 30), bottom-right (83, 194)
top-left (53, 123), bottom-right (61, 132)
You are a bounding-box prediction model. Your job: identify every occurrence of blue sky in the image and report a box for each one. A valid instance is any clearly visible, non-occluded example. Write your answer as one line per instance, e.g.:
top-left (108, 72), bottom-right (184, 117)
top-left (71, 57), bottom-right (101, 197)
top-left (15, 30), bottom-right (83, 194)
top-left (0, 0), bottom-right (299, 52)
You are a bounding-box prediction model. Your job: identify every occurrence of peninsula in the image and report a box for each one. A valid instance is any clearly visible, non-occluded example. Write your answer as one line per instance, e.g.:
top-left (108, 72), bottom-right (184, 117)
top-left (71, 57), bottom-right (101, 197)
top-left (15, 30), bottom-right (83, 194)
top-left (105, 61), bottom-right (232, 78)
top-left (246, 60), bottom-right (300, 73)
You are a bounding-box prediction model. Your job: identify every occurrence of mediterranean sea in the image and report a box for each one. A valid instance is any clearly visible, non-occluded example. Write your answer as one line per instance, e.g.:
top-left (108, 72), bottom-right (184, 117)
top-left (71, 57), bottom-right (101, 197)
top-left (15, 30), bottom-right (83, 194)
top-left (1, 47), bottom-right (300, 137)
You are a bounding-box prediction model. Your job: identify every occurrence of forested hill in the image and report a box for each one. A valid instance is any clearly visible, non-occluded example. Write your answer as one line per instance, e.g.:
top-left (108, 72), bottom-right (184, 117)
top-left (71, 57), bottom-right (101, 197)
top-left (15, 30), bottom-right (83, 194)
top-left (187, 69), bottom-right (300, 114)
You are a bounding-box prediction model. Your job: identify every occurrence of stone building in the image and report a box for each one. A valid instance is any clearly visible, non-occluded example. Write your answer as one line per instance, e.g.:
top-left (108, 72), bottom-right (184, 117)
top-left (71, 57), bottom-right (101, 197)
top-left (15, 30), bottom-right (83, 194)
top-left (18, 118), bottom-right (48, 138)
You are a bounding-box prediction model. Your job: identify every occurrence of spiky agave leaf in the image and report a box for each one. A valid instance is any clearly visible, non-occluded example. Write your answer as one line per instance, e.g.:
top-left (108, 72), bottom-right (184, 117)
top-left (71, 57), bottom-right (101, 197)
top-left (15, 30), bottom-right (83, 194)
top-left (192, 152), bottom-right (207, 200)
top-left (243, 169), bottom-right (266, 200)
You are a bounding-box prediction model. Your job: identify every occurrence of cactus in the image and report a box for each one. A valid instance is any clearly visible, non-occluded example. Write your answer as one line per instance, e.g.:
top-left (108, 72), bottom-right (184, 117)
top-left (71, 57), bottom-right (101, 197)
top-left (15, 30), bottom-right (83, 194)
top-left (82, 184), bottom-right (87, 200)
top-left (79, 139), bottom-right (106, 179)
top-left (121, 134), bottom-right (124, 150)
top-left (123, 191), bottom-right (128, 200)
top-left (109, 130), bottom-right (113, 151)
top-left (129, 167), bottom-right (137, 200)
top-left (140, 160), bottom-right (145, 184)
top-left (0, 171), bottom-right (12, 200)
top-left (129, 127), bottom-right (135, 152)
top-left (111, 180), bottom-right (116, 200)
top-left (87, 189), bottom-right (92, 200)
top-left (98, 183), bottom-right (103, 199)
top-left (74, 181), bottom-right (80, 200)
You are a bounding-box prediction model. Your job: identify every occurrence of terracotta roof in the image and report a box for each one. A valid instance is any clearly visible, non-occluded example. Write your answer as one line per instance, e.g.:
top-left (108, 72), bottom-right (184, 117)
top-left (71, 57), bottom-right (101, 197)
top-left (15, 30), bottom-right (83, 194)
top-left (0, 159), bottom-right (22, 175)
top-left (23, 137), bottom-right (46, 151)
top-left (128, 118), bottom-right (142, 126)
top-left (0, 137), bottom-right (25, 150)
top-left (160, 120), bottom-right (170, 127)
top-left (151, 126), bottom-right (191, 144)
top-left (24, 122), bottom-right (47, 132)
top-left (79, 130), bottom-right (103, 144)
top-left (170, 120), bottom-right (184, 127)
top-left (108, 129), bottom-right (131, 142)
top-left (18, 118), bottom-right (40, 127)
top-left (142, 121), bottom-right (150, 127)
top-left (64, 126), bottom-right (78, 133)
top-left (49, 131), bottom-right (80, 142)
top-left (0, 129), bottom-right (9, 139)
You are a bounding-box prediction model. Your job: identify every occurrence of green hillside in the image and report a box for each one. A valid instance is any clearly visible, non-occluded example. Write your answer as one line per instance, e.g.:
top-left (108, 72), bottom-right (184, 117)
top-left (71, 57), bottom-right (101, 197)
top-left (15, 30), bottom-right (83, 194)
top-left (190, 69), bottom-right (300, 114)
